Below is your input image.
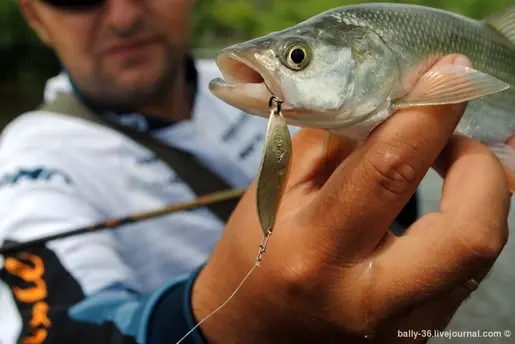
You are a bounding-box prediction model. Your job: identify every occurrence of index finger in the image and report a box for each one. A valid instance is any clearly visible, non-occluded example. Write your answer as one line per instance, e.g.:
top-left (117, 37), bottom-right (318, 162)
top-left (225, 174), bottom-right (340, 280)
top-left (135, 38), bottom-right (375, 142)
top-left (302, 54), bottom-right (471, 260)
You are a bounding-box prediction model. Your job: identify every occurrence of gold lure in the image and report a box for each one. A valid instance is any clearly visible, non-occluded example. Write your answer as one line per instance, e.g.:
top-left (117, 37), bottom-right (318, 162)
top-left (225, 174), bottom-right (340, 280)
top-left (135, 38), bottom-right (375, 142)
top-left (255, 96), bottom-right (293, 236)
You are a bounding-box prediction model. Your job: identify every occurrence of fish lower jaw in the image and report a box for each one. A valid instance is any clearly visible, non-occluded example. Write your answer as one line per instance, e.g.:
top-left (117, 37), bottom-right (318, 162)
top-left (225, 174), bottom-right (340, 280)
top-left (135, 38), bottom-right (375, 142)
top-left (209, 78), bottom-right (278, 117)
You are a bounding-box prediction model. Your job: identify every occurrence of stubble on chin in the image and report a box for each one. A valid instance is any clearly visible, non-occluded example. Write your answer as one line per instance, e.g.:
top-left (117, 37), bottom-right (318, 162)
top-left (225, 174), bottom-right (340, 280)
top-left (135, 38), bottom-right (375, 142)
top-left (78, 44), bottom-right (182, 111)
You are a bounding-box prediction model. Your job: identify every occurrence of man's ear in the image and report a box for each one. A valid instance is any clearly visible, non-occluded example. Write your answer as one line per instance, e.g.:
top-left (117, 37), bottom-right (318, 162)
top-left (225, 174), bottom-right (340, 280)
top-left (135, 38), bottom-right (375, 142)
top-left (17, 0), bottom-right (54, 47)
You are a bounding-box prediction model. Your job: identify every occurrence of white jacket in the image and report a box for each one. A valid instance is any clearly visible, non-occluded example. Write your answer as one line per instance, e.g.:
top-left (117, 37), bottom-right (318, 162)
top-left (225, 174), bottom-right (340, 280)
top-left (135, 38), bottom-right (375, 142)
top-left (0, 59), bottom-right (298, 343)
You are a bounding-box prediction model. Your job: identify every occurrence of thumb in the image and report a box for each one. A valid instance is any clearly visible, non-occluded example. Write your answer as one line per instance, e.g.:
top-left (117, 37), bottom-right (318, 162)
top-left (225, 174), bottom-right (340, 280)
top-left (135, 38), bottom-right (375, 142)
top-left (286, 128), bottom-right (356, 192)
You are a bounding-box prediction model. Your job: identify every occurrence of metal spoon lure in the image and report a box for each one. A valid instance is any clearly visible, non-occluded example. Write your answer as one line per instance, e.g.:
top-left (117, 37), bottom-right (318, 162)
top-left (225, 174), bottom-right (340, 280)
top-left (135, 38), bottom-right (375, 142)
top-left (255, 96), bottom-right (293, 237)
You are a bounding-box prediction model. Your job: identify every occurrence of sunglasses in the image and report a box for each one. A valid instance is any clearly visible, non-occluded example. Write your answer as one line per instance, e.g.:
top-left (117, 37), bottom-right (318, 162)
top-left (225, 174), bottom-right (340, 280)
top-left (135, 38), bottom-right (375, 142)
top-left (40, 0), bottom-right (105, 10)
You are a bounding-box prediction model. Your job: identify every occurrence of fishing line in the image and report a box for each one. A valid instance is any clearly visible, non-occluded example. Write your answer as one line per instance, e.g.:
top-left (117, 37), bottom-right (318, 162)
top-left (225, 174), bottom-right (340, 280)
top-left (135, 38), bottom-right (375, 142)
top-left (174, 231), bottom-right (272, 344)
top-left (175, 96), bottom-right (290, 344)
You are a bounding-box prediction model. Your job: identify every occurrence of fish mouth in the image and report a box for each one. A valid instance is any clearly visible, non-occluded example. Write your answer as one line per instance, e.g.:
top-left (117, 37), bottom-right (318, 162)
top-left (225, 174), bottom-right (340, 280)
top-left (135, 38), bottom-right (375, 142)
top-left (209, 49), bottom-right (285, 118)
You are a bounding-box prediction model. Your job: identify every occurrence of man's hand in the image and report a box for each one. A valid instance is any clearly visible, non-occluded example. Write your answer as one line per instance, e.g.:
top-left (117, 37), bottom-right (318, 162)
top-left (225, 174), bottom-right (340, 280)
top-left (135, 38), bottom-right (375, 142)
top-left (192, 54), bottom-right (510, 343)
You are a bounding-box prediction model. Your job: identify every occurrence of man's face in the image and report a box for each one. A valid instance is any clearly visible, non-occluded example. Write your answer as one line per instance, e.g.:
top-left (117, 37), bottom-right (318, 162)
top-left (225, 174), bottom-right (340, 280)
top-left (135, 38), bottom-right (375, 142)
top-left (19, 0), bottom-right (196, 108)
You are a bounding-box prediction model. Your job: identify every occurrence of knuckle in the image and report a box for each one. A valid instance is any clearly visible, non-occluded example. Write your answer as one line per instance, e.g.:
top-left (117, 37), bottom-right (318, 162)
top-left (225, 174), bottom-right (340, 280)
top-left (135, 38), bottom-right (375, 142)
top-left (276, 252), bottom-right (327, 297)
top-left (362, 142), bottom-right (418, 199)
top-left (454, 220), bottom-right (508, 263)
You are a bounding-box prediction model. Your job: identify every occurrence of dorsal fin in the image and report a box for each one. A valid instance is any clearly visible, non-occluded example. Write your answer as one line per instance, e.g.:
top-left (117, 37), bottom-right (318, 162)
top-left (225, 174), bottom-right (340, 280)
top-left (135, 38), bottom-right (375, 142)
top-left (484, 5), bottom-right (515, 46)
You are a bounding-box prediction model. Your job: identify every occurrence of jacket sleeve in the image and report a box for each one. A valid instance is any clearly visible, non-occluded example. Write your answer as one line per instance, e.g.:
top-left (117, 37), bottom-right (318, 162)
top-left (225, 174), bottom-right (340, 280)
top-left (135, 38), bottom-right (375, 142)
top-left (0, 149), bottom-right (207, 344)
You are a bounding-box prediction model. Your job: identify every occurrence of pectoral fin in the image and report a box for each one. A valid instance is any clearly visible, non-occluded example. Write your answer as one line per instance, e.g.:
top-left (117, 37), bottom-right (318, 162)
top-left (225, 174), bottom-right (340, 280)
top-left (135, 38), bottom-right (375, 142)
top-left (393, 64), bottom-right (510, 110)
top-left (487, 142), bottom-right (515, 194)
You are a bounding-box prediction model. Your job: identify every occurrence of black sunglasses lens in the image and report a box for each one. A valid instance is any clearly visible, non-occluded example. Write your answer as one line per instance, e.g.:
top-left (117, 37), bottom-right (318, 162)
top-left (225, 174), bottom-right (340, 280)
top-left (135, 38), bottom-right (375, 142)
top-left (41, 0), bottom-right (104, 10)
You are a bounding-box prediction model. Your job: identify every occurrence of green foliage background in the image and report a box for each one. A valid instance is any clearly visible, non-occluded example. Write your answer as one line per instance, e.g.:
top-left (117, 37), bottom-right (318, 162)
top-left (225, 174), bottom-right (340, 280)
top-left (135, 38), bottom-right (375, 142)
top-left (0, 0), bottom-right (512, 120)
top-left (190, 0), bottom-right (512, 48)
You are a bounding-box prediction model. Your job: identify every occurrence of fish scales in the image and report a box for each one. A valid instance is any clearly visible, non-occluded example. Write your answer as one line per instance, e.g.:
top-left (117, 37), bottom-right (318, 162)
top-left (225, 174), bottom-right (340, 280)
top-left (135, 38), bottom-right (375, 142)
top-left (210, 3), bottom-right (515, 190)
top-left (316, 4), bottom-right (515, 141)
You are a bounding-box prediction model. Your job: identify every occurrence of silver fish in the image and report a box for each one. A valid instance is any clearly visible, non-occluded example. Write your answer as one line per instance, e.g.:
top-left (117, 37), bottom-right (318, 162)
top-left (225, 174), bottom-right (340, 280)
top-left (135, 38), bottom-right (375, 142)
top-left (209, 3), bottom-right (515, 186)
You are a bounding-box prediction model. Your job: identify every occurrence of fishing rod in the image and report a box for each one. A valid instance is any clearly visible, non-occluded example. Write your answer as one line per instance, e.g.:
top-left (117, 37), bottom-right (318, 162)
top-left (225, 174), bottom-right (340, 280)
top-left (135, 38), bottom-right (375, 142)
top-left (0, 187), bottom-right (247, 256)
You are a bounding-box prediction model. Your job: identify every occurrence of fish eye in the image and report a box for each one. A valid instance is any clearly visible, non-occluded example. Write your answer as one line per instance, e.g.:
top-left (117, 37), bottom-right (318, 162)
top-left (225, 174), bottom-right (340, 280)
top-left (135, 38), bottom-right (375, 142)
top-left (285, 43), bottom-right (311, 70)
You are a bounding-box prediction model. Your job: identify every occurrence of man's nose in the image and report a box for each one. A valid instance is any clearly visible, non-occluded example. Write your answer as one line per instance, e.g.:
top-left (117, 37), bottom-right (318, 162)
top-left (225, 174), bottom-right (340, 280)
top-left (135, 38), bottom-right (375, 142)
top-left (104, 0), bottom-right (145, 36)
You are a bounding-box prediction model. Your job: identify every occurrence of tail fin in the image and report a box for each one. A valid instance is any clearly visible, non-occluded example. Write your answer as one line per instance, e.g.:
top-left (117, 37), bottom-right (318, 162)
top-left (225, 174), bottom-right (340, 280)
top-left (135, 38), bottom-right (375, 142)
top-left (487, 143), bottom-right (515, 194)
top-left (484, 5), bottom-right (515, 46)
top-left (484, 5), bottom-right (515, 193)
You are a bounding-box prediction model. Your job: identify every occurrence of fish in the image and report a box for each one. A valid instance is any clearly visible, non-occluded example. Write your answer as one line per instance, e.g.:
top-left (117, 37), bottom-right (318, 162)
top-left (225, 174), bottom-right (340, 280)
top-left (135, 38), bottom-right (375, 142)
top-left (208, 3), bottom-right (515, 189)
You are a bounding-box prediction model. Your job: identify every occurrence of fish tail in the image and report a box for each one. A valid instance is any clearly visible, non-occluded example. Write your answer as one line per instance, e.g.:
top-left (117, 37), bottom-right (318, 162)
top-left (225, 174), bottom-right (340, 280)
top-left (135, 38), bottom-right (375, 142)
top-left (483, 6), bottom-right (515, 194)
top-left (486, 143), bottom-right (515, 194)
top-left (484, 5), bottom-right (515, 47)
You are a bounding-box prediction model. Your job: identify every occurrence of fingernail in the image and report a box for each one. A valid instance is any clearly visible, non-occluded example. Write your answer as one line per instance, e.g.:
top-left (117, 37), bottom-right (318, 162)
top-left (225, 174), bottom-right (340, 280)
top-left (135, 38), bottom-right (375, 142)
top-left (454, 55), bottom-right (471, 66)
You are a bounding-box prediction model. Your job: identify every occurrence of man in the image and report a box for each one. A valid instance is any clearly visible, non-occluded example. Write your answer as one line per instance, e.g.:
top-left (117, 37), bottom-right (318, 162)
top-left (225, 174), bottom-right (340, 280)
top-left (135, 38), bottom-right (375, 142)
top-left (0, 1), bottom-right (509, 344)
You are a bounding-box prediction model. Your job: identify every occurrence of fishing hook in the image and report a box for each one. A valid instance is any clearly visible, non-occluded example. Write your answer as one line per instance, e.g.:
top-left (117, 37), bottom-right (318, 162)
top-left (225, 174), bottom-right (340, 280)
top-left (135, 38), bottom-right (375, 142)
top-left (268, 95), bottom-right (283, 114)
